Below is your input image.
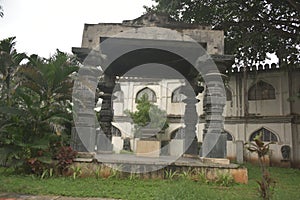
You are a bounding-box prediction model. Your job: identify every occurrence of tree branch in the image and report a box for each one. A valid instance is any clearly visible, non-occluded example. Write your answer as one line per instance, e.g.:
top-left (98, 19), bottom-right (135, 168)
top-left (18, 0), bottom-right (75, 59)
top-left (286, 0), bottom-right (300, 13)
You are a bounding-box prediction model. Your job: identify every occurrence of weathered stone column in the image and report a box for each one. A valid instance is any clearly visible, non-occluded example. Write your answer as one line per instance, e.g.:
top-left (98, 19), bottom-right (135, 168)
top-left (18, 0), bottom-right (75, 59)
top-left (201, 55), bottom-right (233, 158)
top-left (97, 74), bottom-right (116, 153)
top-left (180, 79), bottom-right (203, 156)
top-left (71, 49), bottom-right (104, 152)
top-left (72, 66), bottom-right (99, 152)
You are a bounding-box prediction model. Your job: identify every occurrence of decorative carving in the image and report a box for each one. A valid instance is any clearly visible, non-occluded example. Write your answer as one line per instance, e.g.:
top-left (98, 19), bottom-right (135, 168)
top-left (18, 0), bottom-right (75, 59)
top-left (97, 74), bottom-right (116, 152)
top-left (281, 145), bottom-right (291, 160)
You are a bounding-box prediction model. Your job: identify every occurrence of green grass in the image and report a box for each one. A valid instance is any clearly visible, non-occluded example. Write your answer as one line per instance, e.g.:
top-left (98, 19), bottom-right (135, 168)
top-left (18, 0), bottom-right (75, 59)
top-left (0, 164), bottom-right (299, 200)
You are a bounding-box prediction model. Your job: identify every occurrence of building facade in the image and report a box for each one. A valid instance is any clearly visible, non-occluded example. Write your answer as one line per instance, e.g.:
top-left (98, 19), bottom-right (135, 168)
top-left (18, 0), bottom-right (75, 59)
top-left (74, 13), bottom-right (300, 167)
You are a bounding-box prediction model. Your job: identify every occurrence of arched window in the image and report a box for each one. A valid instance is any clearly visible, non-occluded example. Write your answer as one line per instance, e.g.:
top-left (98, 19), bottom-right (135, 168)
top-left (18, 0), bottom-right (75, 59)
top-left (136, 87), bottom-right (157, 102)
top-left (249, 128), bottom-right (278, 142)
top-left (248, 81), bottom-right (275, 100)
top-left (170, 127), bottom-right (184, 139)
top-left (112, 126), bottom-right (121, 137)
top-left (226, 87), bottom-right (232, 101)
top-left (113, 91), bottom-right (124, 102)
top-left (224, 130), bottom-right (233, 141)
top-left (171, 87), bottom-right (186, 103)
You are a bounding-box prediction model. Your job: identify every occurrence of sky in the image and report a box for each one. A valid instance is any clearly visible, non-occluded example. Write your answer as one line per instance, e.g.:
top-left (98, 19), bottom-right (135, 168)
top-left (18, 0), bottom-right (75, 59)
top-left (0, 0), bottom-right (155, 58)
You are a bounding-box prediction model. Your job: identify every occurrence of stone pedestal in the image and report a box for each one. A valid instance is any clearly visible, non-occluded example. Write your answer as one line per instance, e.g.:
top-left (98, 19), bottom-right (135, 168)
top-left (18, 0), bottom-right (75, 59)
top-left (97, 131), bottom-right (113, 153)
top-left (136, 140), bottom-right (161, 157)
top-left (112, 136), bottom-right (123, 154)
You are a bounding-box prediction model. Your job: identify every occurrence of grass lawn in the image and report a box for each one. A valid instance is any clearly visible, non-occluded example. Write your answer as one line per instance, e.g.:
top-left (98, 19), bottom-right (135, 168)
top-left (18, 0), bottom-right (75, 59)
top-left (0, 164), bottom-right (299, 200)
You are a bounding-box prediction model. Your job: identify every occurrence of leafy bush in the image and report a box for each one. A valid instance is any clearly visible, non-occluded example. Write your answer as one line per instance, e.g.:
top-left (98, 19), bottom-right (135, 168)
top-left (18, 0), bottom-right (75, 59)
top-left (215, 171), bottom-right (234, 187)
top-left (0, 37), bottom-right (78, 174)
top-left (55, 146), bottom-right (77, 174)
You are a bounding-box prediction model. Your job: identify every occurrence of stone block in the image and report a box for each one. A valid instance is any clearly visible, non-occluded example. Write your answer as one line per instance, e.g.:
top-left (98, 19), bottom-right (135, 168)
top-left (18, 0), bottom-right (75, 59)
top-left (169, 139), bottom-right (184, 156)
top-left (112, 136), bottom-right (123, 154)
top-left (202, 132), bottom-right (227, 158)
top-left (136, 140), bottom-right (161, 157)
top-left (96, 132), bottom-right (113, 153)
top-left (201, 157), bottom-right (230, 165)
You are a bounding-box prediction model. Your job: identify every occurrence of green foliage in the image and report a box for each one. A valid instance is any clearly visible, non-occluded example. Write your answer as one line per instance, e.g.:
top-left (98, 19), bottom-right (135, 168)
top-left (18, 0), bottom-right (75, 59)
top-left (150, 0), bottom-right (300, 67)
top-left (0, 37), bottom-right (79, 174)
top-left (215, 171), bottom-right (234, 187)
top-left (197, 171), bottom-right (209, 184)
top-left (128, 172), bottom-right (140, 180)
top-left (164, 169), bottom-right (178, 180)
top-left (125, 94), bottom-right (169, 137)
top-left (55, 146), bottom-right (77, 174)
top-left (0, 37), bottom-right (27, 106)
top-left (245, 133), bottom-right (276, 200)
top-left (70, 165), bottom-right (82, 180)
top-left (40, 168), bottom-right (54, 180)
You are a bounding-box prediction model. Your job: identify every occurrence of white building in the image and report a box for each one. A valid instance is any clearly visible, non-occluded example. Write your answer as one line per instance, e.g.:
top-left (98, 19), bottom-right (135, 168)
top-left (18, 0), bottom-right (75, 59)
top-left (74, 13), bottom-right (300, 167)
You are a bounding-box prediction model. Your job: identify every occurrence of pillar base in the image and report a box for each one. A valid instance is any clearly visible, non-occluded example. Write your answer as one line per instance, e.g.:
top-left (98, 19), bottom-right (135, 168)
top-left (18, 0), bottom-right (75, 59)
top-left (201, 133), bottom-right (227, 158)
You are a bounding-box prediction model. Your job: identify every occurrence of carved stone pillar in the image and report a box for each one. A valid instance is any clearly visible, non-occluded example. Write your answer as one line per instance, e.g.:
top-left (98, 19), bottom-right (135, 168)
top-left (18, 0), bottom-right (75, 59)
top-left (201, 81), bottom-right (227, 158)
top-left (97, 73), bottom-right (116, 153)
top-left (201, 55), bottom-right (233, 158)
top-left (180, 79), bottom-right (203, 156)
top-left (72, 66), bottom-right (99, 152)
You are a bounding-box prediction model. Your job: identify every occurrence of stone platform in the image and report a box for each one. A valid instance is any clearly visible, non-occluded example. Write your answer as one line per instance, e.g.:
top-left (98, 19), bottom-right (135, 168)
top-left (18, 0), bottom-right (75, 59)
top-left (73, 153), bottom-right (248, 184)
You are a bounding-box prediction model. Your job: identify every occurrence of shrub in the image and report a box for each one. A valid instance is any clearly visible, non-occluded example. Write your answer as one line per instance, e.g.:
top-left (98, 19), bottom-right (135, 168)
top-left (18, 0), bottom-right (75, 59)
top-left (245, 133), bottom-right (276, 199)
top-left (215, 171), bottom-right (234, 187)
top-left (55, 146), bottom-right (77, 175)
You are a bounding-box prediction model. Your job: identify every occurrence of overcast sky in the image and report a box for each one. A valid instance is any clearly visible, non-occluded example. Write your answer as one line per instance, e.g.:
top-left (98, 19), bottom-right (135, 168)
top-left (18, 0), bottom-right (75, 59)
top-left (0, 0), bottom-right (155, 58)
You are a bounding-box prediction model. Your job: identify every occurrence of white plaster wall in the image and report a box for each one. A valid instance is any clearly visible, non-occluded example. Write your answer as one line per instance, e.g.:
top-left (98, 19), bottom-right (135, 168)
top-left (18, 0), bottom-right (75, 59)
top-left (291, 71), bottom-right (300, 115)
top-left (226, 141), bottom-right (236, 160)
top-left (247, 71), bottom-right (290, 116)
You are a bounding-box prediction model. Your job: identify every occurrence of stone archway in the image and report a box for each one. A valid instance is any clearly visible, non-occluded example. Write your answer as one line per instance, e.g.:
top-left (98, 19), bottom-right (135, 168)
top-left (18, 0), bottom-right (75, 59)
top-left (72, 28), bottom-right (233, 158)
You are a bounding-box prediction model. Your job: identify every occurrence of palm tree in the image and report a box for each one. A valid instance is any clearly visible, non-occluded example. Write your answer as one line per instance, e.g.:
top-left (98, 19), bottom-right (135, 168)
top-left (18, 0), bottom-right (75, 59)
top-left (0, 37), bottom-right (27, 106)
top-left (0, 5), bottom-right (3, 17)
top-left (0, 49), bottom-right (79, 168)
top-left (17, 50), bottom-right (79, 136)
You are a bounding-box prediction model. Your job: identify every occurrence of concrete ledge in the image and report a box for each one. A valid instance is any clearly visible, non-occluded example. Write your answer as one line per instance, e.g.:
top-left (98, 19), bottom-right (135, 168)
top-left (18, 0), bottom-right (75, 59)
top-left (201, 157), bottom-right (230, 165)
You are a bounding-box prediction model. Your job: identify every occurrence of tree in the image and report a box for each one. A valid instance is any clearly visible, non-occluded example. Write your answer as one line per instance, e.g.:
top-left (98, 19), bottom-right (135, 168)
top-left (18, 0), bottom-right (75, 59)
top-left (0, 37), bottom-right (27, 106)
top-left (125, 94), bottom-right (169, 138)
top-left (149, 0), bottom-right (300, 67)
top-left (0, 5), bottom-right (3, 17)
top-left (0, 46), bottom-right (79, 169)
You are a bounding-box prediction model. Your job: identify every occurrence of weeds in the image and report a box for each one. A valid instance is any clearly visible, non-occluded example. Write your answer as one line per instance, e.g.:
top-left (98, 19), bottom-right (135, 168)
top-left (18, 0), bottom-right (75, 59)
top-left (70, 165), bottom-right (82, 180)
top-left (40, 168), bottom-right (54, 180)
top-left (164, 169), bottom-right (178, 180)
top-left (215, 171), bottom-right (234, 187)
